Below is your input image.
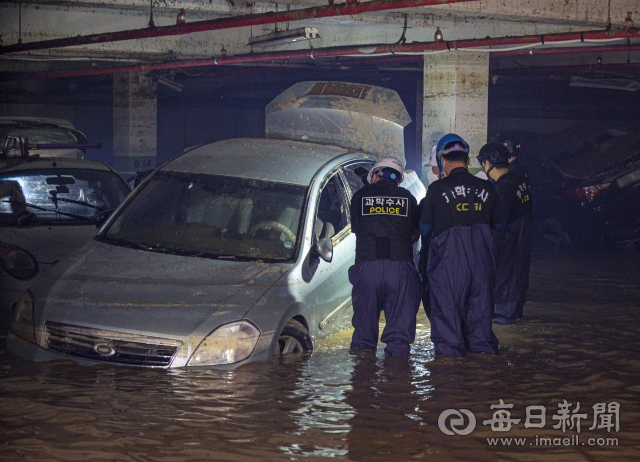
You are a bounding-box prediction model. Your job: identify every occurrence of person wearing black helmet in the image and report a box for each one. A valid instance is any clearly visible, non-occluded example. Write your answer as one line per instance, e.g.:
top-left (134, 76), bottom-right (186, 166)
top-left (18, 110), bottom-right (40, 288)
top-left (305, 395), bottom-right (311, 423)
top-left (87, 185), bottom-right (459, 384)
top-left (349, 157), bottom-right (422, 357)
top-left (477, 142), bottom-right (533, 324)
top-left (418, 134), bottom-right (505, 357)
top-left (492, 133), bottom-right (527, 177)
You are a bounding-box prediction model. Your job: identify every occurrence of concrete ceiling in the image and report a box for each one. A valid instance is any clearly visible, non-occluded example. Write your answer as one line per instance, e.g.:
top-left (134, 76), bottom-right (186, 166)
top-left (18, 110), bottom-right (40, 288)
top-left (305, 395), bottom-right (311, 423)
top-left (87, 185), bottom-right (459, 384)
top-left (1, 0), bottom-right (640, 118)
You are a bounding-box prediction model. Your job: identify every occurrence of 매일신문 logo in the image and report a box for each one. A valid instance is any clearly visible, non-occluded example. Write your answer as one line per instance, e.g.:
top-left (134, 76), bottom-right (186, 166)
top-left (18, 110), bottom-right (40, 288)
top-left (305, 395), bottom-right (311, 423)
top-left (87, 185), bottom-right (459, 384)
top-left (438, 409), bottom-right (477, 436)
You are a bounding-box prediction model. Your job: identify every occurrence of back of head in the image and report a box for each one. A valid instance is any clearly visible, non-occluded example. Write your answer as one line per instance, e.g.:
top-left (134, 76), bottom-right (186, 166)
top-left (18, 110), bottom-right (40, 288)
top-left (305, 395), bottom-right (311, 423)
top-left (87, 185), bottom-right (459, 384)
top-left (491, 133), bottom-right (520, 158)
top-left (478, 142), bottom-right (510, 168)
top-left (436, 134), bottom-right (470, 171)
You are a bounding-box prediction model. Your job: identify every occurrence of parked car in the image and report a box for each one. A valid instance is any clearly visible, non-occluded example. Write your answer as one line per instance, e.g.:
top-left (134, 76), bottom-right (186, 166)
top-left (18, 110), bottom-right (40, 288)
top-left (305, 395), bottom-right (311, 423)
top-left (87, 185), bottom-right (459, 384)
top-left (523, 124), bottom-right (640, 248)
top-left (0, 156), bottom-right (131, 334)
top-left (7, 81), bottom-right (425, 368)
top-left (0, 117), bottom-right (89, 159)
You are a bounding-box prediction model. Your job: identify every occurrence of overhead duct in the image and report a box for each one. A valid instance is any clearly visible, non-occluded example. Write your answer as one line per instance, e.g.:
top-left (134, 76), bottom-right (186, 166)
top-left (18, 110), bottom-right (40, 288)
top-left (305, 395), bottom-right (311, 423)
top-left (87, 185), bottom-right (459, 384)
top-left (265, 81), bottom-right (411, 161)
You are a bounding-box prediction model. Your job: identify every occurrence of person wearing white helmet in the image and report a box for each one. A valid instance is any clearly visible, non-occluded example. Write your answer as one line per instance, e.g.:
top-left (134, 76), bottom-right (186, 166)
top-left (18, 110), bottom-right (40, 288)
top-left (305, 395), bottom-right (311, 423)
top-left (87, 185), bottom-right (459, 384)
top-left (349, 156), bottom-right (422, 357)
top-left (425, 145), bottom-right (444, 188)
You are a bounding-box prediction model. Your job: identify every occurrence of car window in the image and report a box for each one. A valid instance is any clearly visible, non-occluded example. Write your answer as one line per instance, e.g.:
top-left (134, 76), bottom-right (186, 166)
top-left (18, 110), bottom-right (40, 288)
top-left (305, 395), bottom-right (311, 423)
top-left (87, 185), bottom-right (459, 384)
top-left (314, 173), bottom-right (349, 242)
top-left (0, 124), bottom-right (84, 145)
top-left (343, 161), bottom-right (374, 197)
top-left (0, 168), bottom-right (130, 226)
top-left (100, 171), bottom-right (307, 262)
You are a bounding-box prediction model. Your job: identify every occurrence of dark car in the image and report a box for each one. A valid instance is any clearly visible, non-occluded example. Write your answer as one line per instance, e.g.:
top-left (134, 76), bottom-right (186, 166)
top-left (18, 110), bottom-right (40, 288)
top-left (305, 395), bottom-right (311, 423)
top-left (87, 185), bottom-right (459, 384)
top-left (525, 124), bottom-right (640, 249)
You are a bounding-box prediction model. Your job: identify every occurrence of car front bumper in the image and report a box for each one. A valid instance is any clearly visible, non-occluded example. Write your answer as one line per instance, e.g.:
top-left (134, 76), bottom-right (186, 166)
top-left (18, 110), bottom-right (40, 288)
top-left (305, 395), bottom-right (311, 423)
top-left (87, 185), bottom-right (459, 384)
top-left (6, 330), bottom-right (270, 369)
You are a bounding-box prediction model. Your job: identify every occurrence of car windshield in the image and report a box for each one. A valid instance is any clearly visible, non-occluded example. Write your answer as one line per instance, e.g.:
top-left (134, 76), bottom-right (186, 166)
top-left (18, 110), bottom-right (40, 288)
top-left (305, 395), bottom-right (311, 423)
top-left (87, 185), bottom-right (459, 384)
top-left (0, 168), bottom-right (130, 226)
top-left (99, 171), bottom-right (307, 262)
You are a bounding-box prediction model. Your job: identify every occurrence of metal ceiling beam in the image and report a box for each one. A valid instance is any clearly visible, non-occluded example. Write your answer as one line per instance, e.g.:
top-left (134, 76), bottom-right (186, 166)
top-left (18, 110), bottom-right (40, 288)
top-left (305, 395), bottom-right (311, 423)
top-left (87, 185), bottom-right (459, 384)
top-left (0, 0), bottom-right (477, 55)
top-left (4, 28), bottom-right (639, 81)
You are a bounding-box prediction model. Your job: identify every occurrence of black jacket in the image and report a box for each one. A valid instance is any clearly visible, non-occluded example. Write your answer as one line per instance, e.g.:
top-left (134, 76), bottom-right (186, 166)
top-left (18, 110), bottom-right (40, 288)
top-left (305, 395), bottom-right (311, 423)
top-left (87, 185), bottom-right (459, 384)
top-left (419, 167), bottom-right (505, 239)
top-left (493, 171), bottom-right (533, 225)
top-left (350, 178), bottom-right (419, 264)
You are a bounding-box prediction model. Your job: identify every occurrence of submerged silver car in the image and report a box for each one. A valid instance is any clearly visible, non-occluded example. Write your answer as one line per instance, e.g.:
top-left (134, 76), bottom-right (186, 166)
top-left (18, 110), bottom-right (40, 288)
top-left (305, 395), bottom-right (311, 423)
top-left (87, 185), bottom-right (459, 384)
top-left (9, 140), bottom-right (380, 366)
top-left (8, 81), bottom-right (424, 368)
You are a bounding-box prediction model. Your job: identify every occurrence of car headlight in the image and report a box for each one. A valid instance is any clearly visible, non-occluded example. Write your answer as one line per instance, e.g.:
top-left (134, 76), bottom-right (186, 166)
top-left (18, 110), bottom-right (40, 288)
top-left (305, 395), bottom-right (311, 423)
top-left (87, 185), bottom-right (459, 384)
top-left (0, 244), bottom-right (38, 280)
top-left (11, 290), bottom-right (36, 343)
top-left (188, 321), bottom-right (260, 366)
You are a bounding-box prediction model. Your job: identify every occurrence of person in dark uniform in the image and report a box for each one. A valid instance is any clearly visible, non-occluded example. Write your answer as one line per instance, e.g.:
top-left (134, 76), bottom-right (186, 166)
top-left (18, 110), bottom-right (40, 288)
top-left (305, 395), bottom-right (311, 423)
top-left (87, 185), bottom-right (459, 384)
top-left (349, 157), bottom-right (422, 357)
top-left (419, 134), bottom-right (505, 357)
top-left (477, 143), bottom-right (533, 324)
top-left (492, 133), bottom-right (527, 177)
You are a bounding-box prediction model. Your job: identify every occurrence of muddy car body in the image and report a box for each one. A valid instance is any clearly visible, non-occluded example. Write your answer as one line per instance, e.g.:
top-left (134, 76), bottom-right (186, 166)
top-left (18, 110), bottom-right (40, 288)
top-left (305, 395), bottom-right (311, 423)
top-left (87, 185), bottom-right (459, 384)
top-left (0, 157), bottom-right (131, 334)
top-left (8, 81), bottom-right (423, 368)
top-left (527, 124), bottom-right (640, 247)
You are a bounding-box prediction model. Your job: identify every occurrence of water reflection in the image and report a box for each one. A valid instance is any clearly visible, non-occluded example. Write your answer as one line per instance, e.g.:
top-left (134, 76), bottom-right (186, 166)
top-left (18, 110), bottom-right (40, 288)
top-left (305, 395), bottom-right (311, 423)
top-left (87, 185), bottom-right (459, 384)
top-left (1, 249), bottom-right (640, 461)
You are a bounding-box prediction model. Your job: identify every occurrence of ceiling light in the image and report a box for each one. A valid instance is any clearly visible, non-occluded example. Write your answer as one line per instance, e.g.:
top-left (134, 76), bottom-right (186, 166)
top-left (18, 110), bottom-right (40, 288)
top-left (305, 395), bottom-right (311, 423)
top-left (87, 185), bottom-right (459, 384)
top-left (248, 27), bottom-right (319, 48)
top-left (157, 76), bottom-right (183, 92)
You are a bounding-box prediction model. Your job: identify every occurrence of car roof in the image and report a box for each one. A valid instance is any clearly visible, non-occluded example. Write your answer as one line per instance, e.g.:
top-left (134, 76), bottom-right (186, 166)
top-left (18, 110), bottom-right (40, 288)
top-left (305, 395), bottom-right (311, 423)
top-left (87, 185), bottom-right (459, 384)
top-left (0, 117), bottom-right (76, 129)
top-left (164, 138), bottom-right (360, 186)
top-left (0, 157), bottom-right (115, 173)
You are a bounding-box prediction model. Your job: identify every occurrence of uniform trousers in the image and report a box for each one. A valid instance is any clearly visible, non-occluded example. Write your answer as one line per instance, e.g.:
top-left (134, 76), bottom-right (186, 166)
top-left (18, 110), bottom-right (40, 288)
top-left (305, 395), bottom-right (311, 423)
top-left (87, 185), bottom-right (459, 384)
top-left (349, 260), bottom-right (422, 357)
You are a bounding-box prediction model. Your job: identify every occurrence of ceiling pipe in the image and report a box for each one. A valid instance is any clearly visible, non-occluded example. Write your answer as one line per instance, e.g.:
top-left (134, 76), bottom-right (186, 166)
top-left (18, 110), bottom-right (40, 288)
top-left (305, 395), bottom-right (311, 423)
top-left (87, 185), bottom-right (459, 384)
top-left (0, 0), bottom-right (477, 55)
top-left (3, 28), bottom-right (639, 81)
top-left (493, 43), bottom-right (640, 56)
top-left (508, 63), bottom-right (640, 74)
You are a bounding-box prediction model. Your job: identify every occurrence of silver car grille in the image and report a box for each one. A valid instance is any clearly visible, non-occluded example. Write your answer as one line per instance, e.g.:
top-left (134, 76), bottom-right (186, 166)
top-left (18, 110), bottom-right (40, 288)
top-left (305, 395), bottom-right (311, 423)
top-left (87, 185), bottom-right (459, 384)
top-left (45, 322), bottom-right (182, 368)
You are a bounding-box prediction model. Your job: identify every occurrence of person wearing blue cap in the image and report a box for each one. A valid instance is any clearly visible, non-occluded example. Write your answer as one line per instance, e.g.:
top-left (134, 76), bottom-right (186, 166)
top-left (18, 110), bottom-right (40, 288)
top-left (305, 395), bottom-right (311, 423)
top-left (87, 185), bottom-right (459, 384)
top-left (418, 134), bottom-right (505, 357)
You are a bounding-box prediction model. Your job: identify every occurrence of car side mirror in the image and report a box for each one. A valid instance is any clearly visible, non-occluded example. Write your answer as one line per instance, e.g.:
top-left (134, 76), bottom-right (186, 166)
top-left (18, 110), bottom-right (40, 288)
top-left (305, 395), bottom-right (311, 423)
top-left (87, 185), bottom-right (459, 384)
top-left (95, 208), bottom-right (114, 228)
top-left (313, 237), bottom-right (333, 263)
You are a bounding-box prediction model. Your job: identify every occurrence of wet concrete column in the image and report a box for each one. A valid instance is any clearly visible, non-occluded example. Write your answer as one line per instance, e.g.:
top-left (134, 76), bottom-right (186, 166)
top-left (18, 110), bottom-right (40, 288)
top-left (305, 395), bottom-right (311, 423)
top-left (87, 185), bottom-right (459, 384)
top-left (113, 72), bottom-right (157, 176)
top-left (422, 52), bottom-right (489, 174)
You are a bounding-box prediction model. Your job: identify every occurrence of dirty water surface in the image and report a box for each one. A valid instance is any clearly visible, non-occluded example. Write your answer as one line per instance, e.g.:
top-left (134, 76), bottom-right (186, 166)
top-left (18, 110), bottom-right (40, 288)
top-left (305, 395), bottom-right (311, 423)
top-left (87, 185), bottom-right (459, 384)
top-left (1, 249), bottom-right (639, 461)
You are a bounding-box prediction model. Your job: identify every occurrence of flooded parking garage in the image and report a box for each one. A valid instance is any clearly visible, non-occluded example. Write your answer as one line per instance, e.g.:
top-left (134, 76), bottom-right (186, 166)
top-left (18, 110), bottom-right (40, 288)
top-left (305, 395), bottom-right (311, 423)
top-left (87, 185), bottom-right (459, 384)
top-left (2, 5), bottom-right (640, 460)
top-left (1, 247), bottom-right (639, 462)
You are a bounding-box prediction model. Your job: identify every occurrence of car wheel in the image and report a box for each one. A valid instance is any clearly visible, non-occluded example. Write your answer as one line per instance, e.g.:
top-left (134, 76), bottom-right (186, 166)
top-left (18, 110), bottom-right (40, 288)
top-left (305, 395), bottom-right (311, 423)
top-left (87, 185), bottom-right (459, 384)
top-left (274, 319), bottom-right (313, 356)
top-left (542, 218), bottom-right (571, 248)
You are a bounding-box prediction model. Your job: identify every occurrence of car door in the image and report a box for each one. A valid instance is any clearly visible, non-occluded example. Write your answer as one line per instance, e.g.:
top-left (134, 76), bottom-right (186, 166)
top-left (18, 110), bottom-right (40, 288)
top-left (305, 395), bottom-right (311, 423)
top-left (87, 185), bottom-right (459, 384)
top-left (296, 168), bottom-right (356, 337)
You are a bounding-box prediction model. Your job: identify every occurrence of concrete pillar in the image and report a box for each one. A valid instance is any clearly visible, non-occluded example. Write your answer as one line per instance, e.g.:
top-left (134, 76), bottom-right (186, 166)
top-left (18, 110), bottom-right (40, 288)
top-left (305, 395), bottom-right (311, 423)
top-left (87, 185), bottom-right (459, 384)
top-left (113, 72), bottom-right (157, 176)
top-left (415, 79), bottom-right (424, 179)
top-left (422, 52), bottom-right (489, 171)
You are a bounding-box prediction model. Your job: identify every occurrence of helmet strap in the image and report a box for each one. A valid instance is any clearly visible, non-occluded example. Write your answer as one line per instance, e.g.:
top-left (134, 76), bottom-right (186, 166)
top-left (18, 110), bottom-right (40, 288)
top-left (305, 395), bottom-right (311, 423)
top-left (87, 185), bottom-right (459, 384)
top-left (483, 161), bottom-right (495, 178)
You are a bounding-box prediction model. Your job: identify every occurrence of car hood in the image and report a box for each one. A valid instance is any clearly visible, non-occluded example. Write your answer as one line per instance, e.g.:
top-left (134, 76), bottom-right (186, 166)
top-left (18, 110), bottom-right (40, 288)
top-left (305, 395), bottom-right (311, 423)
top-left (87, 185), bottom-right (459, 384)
top-left (34, 240), bottom-right (291, 338)
top-left (0, 225), bottom-right (97, 264)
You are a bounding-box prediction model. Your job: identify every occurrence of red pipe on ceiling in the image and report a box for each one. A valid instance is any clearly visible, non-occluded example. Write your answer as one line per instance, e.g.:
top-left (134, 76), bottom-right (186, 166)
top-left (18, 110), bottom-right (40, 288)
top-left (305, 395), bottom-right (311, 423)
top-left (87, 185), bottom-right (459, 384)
top-left (4, 28), bottom-right (639, 81)
top-left (0, 0), bottom-right (476, 55)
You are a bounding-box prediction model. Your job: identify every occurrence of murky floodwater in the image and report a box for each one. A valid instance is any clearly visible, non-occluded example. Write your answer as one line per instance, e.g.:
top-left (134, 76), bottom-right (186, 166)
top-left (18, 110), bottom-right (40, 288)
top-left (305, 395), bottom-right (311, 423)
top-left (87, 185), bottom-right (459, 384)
top-left (1, 248), bottom-right (640, 461)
